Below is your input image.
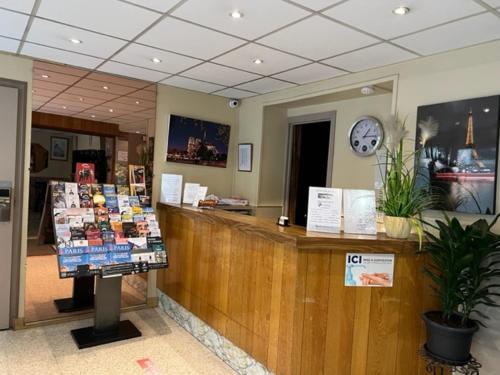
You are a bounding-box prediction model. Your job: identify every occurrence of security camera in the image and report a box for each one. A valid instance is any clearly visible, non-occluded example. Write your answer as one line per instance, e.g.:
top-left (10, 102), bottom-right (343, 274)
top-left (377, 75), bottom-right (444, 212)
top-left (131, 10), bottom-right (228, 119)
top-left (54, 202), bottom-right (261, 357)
top-left (228, 99), bottom-right (240, 108)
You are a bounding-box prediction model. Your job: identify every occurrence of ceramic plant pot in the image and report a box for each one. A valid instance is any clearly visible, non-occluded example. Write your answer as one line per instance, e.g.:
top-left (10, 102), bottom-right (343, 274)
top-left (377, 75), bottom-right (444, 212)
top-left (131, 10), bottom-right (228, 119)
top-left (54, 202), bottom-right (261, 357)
top-left (383, 215), bottom-right (412, 239)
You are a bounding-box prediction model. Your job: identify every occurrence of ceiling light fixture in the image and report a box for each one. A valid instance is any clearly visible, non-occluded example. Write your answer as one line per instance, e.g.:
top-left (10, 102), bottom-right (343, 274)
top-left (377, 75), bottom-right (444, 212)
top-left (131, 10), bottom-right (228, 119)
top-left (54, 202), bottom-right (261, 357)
top-left (483, 108), bottom-right (491, 113)
top-left (230, 10), bottom-right (243, 19)
top-left (253, 58), bottom-right (263, 65)
top-left (79, 97), bottom-right (84, 101)
top-left (41, 74), bottom-right (49, 78)
top-left (102, 86), bottom-right (109, 90)
top-left (136, 131), bottom-right (141, 134)
top-left (361, 85), bottom-right (375, 95)
top-left (91, 114), bottom-right (96, 118)
top-left (62, 106), bottom-right (67, 109)
top-left (109, 108), bottom-right (114, 113)
top-left (151, 57), bottom-right (162, 64)
top-left (392, 6), bottom-right (410, 15)
top-left (70, 38), bottom-right (82, 44)
top-left (135, 101), bottom-right (140, 104)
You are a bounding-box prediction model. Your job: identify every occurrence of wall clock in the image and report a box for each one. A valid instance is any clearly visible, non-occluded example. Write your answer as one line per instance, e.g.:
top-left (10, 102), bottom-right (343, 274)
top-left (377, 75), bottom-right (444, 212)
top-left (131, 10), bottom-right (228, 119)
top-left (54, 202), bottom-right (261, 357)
top-left (348, 116), bottom-right (384, 156)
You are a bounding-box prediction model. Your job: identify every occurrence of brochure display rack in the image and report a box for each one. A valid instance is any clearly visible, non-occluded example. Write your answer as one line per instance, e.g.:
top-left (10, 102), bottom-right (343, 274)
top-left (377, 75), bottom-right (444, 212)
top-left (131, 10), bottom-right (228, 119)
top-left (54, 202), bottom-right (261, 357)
top-left (50, 180), bottom-right (168, 348)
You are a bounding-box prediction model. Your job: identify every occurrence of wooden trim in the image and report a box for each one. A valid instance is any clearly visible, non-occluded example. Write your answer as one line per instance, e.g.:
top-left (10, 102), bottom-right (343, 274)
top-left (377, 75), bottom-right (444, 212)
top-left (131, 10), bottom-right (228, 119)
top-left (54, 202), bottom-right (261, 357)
top-left (32, 111), bottom-right (121, 137)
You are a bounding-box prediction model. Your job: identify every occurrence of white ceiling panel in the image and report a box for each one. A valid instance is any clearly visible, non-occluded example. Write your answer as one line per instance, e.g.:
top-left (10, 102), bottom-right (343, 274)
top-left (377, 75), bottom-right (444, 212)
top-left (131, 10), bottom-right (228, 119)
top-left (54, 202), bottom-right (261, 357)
top-left (27, 18), bottom-right (127, 59)
top-left (259, 16), bottom-right (378, 60)
top-left (393, 13), bottom-right (500, 56)
top-left (136, 17), bottom-right (245, 60)
top-left (213, 43), bottom-right (309, 75)
top-left (160, 76), bottom-right (225, 93)
top-left (213, 88), bottom-right (256, 99)
top-left (483, 0), bottom-right (500, 8)
top-left (112, 43), bottom-right (201, 74)
top-left (324, 0), bottom-right (484, 40)
top-left (22, 43), bottom-right (104, 69)
top-left (0, 0), bottom-right (35, 13)
top-left (272, 63), bottom-right (345, 84)
top-left (323, 43), bottom-right (417, 72)
top-left (172, 0), bottom-right (310, 40)
top-left (0, 8), bottom-right (29, 39)
top-left (0, 36), bottom-right (19, 53)
top-left (290, 0), bottom-right (344, 11)
top-left (37, 0), bottom-right (160, 40)
top-left (98, 61), bottom-right (170, 82)
top-left (236, 77), bottom-right (296, 94)
top-left (182, 62), bottom-right (261, 86)
top-left (125, 0), bottom-right (180, 12)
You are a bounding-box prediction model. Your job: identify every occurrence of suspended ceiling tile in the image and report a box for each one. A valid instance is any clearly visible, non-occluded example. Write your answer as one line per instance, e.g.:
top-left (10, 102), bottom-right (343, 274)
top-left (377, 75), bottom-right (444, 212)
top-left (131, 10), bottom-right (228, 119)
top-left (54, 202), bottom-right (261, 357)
top-left (75, 111), bottom-right (110, 121)
top-left (124, 0), bottom-right (180, 13)
top-left (290, 0), bottom-right (344, 11)
top-left (272, 63), bottom-right (346, 84)
top-left (392, 13), bottom-right (500, 56)
top-left (212, 88), bottom-right (256, 99)
top-left (160, 76), bottom-right (225, 93)
top-left (0, 8), bottom-right (29, 39)
top-left (137, 17), bottom-right (245, 60)
top-left (182, 62), bottom-right (261, 87)
top-left (214, 43), bottom-right (309, 75)
top-left (66, 86), bottom-right (119, 101)
top-left (235, 77), bottom-right (296, 94)
top-left (172, 0), bottom-right (310, 40)
top-left (48, 97), bottom-right (95, 110)
top-left (112, 43), bottom-right (201, 74)
top-left (36, 0), bottom-right (161, 40)
top-left (322, 43), bottom-right (418, 72)
top-left (31, 87), bottom-right (60, 98)
top-left (26, 18), bottom-right (127, 59)
top-left (0, 36), bottom-right (20, 53)
top-left (103, 99), bottom-right (144, 111)
top-left (33, 68), bottom-right (82, 85)
top-left (32, 79), bottom-right (68, 92)
top-left (324, 0), bottom-right (484, 39)
top-left (0, 0), bottom-right (36, 13)
top-left (34, 60), bottom-right (89, 77)
top-left (484, 0), bottom-right (500, 7)
top-left (98, 61), bottom-right (170, 82)
top-left (86, 72), bottom-right (151, 89)
top-left (21, 43), bottom-right (104, 69)
top-left (127, 88), bottom-right (157, 101)
top-left (74, 78), bottom-right (138, 96)
top-left (39, 105), bottom-right (79, 116)
top-left (114, 96), bottom-right (156, 109)
top-left (57, 92), bottom-right (106, 106)
top-left (93, 105), bottom-right (129, 117)
top-left (259, 16), bottom-right (378, 60)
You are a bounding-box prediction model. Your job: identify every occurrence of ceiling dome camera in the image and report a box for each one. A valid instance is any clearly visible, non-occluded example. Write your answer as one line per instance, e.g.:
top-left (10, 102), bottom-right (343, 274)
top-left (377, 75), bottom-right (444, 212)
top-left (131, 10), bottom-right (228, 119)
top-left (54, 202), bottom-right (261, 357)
top-left (229, 99), bottom-right (240, 108)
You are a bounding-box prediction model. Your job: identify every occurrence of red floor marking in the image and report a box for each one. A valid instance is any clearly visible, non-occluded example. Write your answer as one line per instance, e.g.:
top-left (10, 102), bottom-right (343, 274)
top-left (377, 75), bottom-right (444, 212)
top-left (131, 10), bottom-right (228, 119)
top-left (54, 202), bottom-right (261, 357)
top-left (137, 358), bottom-right (160, 374)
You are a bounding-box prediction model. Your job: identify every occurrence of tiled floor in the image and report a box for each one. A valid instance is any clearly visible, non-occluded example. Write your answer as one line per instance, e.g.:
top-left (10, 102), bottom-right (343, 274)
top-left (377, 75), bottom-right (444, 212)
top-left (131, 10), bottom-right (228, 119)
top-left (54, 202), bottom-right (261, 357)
top-left (0, 308), bottom-right (235, 375)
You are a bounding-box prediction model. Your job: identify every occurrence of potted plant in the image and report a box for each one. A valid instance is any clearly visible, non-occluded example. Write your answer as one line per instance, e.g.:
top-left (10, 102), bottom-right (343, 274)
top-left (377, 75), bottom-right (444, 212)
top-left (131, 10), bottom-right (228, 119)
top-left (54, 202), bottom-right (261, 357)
top-left (379, 115), bottom-right (435, 239)
top-left (422, 214), bottom-right (500, 364)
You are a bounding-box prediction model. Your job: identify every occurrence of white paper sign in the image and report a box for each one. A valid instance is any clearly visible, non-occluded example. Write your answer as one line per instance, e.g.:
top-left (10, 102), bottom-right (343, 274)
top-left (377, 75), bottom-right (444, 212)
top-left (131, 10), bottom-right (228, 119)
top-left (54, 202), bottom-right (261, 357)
top-left (306, 187), bottom-right (342, 233)
top-left (345, 253), bottom-right (395, 287)
top-left (183, 183), bottom-right (200, 204)
top-left (192, 186), bottom-right (208, 207)
top-left (343, 189), bottom-right (377, 235)
top-left (160, 174), bottom-right (183, 204)
top-left (117, 150), bottom-right (128, 162)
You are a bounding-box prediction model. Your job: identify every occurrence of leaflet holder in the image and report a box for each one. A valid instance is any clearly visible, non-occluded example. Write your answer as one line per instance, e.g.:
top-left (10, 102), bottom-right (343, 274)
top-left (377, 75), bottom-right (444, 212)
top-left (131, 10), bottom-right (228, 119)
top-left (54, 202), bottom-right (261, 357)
top-left (0, 183), bottom-right (12, 222)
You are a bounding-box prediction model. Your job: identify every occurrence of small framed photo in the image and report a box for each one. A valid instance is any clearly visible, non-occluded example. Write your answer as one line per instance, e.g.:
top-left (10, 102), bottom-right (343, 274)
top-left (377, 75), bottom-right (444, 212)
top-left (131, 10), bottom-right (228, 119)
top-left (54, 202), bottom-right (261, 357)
top-left (50, 137), bottom-right (69, 161)
top-left (238, 143), bottom-right (253, 172)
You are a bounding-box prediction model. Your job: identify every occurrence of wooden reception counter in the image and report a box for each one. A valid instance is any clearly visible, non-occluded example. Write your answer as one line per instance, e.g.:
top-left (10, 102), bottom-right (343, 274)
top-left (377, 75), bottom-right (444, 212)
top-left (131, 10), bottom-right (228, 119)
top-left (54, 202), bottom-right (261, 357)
top-left (157, 203), bottom-right (440, 375)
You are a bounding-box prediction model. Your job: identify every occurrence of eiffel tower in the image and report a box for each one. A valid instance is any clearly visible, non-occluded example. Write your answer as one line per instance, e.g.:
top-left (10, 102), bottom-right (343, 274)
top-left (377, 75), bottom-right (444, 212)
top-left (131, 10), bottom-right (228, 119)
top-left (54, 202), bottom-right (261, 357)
top-left (465, 110), bottom-right (475, 148)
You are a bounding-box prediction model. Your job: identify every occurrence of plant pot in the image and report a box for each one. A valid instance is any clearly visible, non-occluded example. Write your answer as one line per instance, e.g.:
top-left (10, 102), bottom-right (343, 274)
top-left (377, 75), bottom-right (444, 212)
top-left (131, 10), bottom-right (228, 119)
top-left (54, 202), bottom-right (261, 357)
top-left (383, 215), bottom-right (411, 239)
top-left (422, 311), bottom-right (478, 365)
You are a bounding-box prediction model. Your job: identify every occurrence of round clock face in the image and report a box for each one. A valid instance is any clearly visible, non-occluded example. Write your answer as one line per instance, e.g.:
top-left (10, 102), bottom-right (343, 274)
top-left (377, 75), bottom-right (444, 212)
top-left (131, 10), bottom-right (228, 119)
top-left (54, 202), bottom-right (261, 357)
top-left (348, 116), bottom-right (384, 156)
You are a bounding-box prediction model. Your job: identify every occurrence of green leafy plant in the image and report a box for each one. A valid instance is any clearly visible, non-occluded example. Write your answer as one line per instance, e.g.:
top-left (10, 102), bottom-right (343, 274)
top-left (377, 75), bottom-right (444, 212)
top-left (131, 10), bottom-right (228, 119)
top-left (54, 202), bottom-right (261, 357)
top-left (423, 214), bottom-right (500, 327)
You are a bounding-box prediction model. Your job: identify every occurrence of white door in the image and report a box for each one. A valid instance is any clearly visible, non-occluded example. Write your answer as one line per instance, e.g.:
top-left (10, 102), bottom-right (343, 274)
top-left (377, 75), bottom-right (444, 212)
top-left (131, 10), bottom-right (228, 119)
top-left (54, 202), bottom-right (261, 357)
top-left (0, 85), bottom-right (19, 329)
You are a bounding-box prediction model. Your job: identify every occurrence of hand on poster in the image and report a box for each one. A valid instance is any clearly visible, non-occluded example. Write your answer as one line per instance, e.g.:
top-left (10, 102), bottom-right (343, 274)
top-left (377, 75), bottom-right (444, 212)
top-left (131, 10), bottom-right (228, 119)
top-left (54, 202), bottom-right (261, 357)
top-left (360, 272), bottom-right (391, 287)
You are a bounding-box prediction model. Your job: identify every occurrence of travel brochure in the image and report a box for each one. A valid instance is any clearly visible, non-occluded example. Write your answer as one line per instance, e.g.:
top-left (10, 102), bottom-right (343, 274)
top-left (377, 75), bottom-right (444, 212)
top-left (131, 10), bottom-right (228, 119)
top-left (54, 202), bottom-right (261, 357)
top-left (51, 181), bottom-right (168, 278)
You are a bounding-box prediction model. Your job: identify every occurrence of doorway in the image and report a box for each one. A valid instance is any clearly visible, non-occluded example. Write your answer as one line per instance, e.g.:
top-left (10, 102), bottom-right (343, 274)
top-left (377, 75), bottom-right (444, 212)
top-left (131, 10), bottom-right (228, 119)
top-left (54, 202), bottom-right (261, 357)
top-left (285, 113), bottom-right (335, 226)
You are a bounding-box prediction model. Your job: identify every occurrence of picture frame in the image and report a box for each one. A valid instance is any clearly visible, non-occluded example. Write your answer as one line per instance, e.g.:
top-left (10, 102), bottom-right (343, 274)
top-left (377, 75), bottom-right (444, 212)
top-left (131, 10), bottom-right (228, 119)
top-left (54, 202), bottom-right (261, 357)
top-left (238, 143), bottom-right (253, 172)
top-left (50, 137), bottom-right (69, 161)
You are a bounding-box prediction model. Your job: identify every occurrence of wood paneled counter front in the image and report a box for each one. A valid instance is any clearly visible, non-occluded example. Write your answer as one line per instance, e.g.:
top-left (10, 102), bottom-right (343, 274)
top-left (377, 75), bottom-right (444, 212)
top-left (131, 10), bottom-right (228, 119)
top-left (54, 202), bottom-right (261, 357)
top-left (157, 203), bottom-right (440, 375)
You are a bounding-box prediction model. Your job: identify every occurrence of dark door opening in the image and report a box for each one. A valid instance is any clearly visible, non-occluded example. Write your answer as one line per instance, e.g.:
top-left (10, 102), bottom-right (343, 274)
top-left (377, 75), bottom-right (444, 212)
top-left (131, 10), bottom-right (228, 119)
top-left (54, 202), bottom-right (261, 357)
top-left (288, 121), bottom-right (332, 226)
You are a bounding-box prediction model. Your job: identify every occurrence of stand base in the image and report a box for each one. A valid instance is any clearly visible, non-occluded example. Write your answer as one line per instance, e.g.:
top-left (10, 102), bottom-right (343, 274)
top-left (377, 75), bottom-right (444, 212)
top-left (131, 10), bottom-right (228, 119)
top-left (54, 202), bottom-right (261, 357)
top-left (71, 320), bottom-right (141, 349)
top-left (54, 296), bottom-right (94, 313)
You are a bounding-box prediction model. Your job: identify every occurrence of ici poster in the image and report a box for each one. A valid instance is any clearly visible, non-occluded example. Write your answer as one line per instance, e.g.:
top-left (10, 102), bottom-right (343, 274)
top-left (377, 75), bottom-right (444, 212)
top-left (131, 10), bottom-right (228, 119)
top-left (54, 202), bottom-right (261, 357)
top-left (345, 253), bottom-right (394, 287)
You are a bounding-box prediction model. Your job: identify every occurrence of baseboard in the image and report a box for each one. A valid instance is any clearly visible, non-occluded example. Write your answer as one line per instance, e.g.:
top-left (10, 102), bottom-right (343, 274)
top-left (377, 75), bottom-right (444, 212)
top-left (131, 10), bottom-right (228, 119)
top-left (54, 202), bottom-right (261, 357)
top-left (157, 289), bottom-right (273, 375)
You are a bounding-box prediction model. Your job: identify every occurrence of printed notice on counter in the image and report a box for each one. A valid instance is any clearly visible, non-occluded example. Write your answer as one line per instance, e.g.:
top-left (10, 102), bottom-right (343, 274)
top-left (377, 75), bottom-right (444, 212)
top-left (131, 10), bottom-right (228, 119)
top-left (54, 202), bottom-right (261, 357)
top-left (183, 183), bottom-right (200, 204)
top-left (345, 253), bottom-right (395, 287)
top-left (160, 174), bottom-right (183, 204)
top-left (192, 186), bottom-right (208, 207)
top-left (343, 189), bottom-right (377, 235)
top-left (306, 187), bottom-right (342, 234)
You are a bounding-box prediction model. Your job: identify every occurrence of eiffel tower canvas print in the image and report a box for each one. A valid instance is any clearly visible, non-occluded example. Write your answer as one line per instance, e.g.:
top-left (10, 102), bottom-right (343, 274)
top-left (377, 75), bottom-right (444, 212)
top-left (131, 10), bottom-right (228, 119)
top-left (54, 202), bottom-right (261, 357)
top-left (415, 95), bottom-right (500, 214)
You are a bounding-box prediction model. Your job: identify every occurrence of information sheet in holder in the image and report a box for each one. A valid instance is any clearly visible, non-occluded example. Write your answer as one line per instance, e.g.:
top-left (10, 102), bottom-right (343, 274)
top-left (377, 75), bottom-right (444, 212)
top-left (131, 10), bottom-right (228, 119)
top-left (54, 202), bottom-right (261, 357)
top-left (306, 187), bottom-right (342, 234)
top-left (160, 174), bottom-right (183, 204)
top-left (345, 253), bottom-right (395, 287)
top-left (343, 189), bottom-right (377, 235)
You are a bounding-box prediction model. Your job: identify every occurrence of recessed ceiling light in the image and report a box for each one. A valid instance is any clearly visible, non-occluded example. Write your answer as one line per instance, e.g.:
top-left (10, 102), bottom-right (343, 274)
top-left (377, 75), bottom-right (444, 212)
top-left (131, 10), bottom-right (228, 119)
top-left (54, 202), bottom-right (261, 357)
top-left (70, 38), bottom-right (82, 44)
top-left (79, 97), bottom-right (84, 101)
top-left (109, 108), bottom-right (114, 113)
top-left (135, 101), bottom-right (140, 104)
top-left (151, 57), bottom-right (162, 64)
top-left (361, 85), bottom-right (375, 95)
top-left (230, 10), bottom-right (243, 19)
top-left (62, 106), bottom-right (67, 109)
top-left (102, 86), bottom-right (109, 90)
top-left (32, 89), bottom-right (36, 93)
top-left (91, 114), bottom-right (96, 118)
top-left (41, 74), bottom-right (49, 78)
top-left (253, 58), bottom-right (263, 65)
top-left (136, 131), bottom-right (141, 134)
top-left (483, 108), bottom-right (490, 113)
top-left (392, 6), bottom-right (410, 15)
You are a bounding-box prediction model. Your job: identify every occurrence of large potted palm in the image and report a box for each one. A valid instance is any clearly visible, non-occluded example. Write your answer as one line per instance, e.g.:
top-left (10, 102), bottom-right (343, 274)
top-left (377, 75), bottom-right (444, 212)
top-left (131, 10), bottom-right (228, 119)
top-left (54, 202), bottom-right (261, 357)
top-left (422, 214), bottom-right (500, 364)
